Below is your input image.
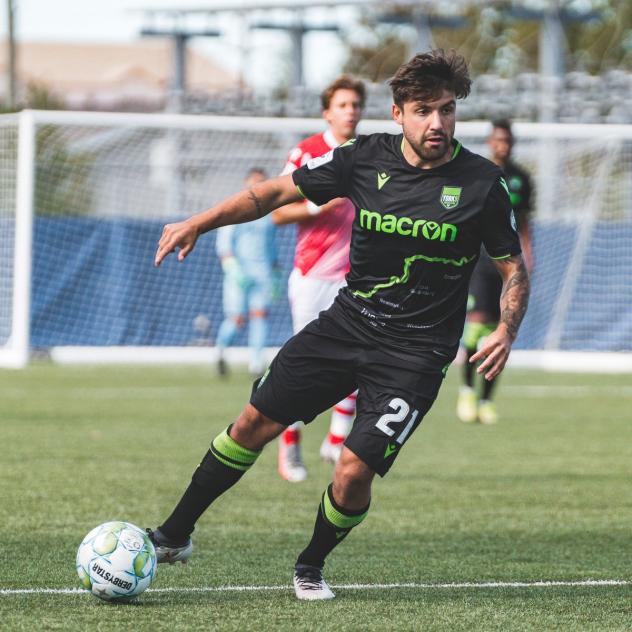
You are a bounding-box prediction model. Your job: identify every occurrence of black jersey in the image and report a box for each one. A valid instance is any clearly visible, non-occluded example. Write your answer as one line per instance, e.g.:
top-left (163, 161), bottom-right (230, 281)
top-left (474, 158), bottom-right (533, 283)
top-left (292, 133), bottom-right (521, 354)
top-left (503, 160), bottom-right (533, 221)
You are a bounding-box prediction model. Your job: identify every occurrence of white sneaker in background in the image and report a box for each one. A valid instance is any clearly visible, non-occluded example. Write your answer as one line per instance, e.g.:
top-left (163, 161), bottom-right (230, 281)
top-left (278, 441), bottom-right (308, 482)
top-left (319, 437), bottom-right (343, 464)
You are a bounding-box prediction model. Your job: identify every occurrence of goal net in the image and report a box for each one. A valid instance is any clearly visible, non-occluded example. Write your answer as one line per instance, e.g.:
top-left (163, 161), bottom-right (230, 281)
top-left (1, 110), bottom-right (631, 369)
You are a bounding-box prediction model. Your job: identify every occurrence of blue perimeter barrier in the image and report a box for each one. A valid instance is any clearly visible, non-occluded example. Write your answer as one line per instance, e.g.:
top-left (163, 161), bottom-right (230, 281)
top-left (29, 217), bottom-right (632, 352)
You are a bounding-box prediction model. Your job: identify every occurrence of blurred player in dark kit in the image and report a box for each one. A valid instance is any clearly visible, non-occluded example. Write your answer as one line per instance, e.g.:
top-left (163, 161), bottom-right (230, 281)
top-left (457, 119), bottom-right (533, 424)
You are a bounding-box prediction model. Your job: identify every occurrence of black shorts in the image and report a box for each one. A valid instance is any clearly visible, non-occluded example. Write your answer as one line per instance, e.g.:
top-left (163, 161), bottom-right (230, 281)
top-left (250, 301), bottom-right (449, 477)
top-left (468, 255), bottom-right (502, 320)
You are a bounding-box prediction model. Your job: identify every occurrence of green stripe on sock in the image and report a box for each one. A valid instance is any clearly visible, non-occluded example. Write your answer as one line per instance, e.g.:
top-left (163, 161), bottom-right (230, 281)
top-left (211, 428), bottom-right (261, 470)
top-left (321, 492), bottom-right (367, 530)
top-left (209, 444), bottom-right (250, 472)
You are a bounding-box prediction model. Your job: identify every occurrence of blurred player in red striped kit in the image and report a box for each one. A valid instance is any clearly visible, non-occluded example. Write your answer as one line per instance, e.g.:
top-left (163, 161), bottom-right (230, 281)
top-left (272, 76), bottom-right (366, 482)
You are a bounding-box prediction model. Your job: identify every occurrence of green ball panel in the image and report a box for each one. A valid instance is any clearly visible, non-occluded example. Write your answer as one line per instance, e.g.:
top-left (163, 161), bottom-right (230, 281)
top-left (93, 532), bottom-right (118, 555)
top-left (77, 565), bottom-right (92, 590)
top-left (133, 551), bottom-right (150, 578)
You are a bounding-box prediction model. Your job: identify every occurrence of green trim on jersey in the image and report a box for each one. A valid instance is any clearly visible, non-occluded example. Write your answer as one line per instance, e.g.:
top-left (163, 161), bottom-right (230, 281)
top-left (490, 253), bottom-right (512, 260)
top-left (321, 492), bottom-right (368, 529)
top-left (352, 251), bottom-right (477, 300)
top-left (295, 185), bottom-right (306, 199)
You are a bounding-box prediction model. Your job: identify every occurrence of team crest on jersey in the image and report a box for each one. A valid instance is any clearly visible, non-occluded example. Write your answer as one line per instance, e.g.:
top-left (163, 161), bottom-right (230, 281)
top-left (440, 186), bottom-right (462, 209)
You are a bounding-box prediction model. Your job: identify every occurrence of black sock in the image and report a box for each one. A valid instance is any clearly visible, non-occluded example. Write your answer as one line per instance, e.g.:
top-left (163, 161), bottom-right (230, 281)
top-left (463, 347), bottom-right (476, 388)
top-left (159, 426), bottom-right (261, 542)
top-left (296, 484), bottom-right (369, 569)
top-left (482, 374), bottom-right (498, 401)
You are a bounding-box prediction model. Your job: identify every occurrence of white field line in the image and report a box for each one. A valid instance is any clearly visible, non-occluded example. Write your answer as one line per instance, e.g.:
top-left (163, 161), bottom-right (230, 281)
top-left (0, 579), bottom-right (629, 596)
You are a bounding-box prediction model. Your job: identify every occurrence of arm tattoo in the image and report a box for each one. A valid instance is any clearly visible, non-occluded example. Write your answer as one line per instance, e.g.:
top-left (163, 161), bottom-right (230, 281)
top-left (498, 256), bottom-right (530, 340)
top-left (248, 189), bottom-right (264, 219)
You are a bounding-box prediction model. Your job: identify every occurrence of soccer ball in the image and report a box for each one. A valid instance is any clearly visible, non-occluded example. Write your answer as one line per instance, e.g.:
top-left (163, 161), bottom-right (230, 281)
top-left (76, 521), bottom-right (157, 602)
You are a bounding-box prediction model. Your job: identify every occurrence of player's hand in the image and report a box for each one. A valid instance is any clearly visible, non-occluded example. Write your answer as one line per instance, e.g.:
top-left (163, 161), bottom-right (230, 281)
top-left (470, 326), bottom-right (514, 381)
top-left (155, 220), bottom-right (199, 266)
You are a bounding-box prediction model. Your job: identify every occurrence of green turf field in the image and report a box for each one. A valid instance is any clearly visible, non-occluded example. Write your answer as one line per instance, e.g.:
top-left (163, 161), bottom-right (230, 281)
top-left (1, 363), bottom-right (631, 631)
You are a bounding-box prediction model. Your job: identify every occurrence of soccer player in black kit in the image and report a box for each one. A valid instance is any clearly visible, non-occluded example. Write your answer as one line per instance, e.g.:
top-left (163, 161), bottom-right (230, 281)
top-left (150, 50), bottom-right (530, 601)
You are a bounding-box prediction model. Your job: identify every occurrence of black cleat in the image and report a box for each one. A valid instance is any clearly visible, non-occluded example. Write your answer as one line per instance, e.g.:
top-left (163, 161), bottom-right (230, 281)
top-left (217, 357), bottom-right (229, 377)
top-left (146, 528), bottom-right (193, 564)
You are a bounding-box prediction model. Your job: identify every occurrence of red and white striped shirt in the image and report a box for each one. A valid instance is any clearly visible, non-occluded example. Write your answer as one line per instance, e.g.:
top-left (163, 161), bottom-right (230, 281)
top-left (282, 129), bottom-right (354, 281)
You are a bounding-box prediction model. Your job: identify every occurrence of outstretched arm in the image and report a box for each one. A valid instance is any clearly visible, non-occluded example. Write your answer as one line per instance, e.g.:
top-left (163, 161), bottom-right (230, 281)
top-left (470, 254), bottom-right (530, 380)
top-left (271, 198), bottom-right (346, 226)
top-left (155, 174), bottom-right (302, 266)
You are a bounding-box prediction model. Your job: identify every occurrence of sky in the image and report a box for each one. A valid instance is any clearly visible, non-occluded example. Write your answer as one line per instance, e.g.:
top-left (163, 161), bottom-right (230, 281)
top-left (7, 0), bottom-right (355, 90)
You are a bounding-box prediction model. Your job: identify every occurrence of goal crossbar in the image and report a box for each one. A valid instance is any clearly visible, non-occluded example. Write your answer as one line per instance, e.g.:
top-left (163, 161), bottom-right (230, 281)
top-left (2, 110), bottom-right (631, 370)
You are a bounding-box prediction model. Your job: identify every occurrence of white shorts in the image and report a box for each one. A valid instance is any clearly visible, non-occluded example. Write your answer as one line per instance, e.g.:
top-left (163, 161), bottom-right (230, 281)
top-left (288, 268), bottom-right (347, 334)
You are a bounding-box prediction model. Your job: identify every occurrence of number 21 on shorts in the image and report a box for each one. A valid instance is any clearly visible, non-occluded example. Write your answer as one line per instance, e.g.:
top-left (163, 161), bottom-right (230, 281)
top-left (375, 398), bottom-right (419, 445)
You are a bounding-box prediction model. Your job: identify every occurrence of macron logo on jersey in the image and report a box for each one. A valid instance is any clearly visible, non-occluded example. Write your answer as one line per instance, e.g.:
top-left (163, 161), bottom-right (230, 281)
top-left (360, 209), bottom-right (458, 242)
top-left (377, 172), bottom-right (391, 190)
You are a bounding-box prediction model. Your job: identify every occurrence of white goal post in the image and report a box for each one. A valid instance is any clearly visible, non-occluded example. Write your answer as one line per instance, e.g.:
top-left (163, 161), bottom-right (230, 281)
top-left (2, 109), bottom-right (632, 371)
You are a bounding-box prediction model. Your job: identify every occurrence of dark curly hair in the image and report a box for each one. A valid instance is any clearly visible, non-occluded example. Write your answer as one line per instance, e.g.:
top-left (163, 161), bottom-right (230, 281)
top-left (389, 49), bottom-right (471, 107)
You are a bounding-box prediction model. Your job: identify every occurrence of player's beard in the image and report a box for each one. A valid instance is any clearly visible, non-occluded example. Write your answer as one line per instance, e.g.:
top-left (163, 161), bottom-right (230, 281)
top-left (406, 131), bottom-right (452, 164)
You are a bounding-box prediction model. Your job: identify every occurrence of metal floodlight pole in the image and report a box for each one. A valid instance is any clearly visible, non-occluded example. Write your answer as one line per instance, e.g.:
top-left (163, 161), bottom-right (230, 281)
top-left (173, 32), bottom-right (187, 113)
top-left (538, 2), bottom-right (565, 123)
top-left (376, 4), bottom-right (467, 55)
top-left (290, 25), bottom-right (304, 88)
top-left (140, 27), bottom-right (221, 113)
top-left (505, 1), bottom-right (601, 262)
top-left (412, 10), bottom-right (433, 54)
top-left (251, 18), bottom-right (339, 88)
top-left (6, 0), bottom-right (17, 110)
top-left (539, 5), bottom-right (566, 80)
top-left (140, 24), bottom-right (220, 220)
top-left (509, 2), bottom-right (600, 122)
